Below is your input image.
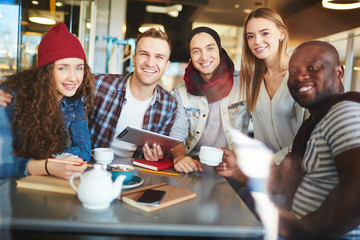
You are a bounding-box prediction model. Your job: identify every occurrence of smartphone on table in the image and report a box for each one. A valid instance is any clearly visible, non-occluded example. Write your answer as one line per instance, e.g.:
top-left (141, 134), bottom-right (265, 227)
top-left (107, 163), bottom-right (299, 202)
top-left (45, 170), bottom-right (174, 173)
top-left (136, 189), bottom-right (166, 206)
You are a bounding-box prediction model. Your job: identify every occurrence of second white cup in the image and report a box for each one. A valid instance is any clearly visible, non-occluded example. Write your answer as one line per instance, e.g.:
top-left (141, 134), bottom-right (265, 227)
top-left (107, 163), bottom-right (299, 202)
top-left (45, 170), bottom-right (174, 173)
top-left (92, 148), bottom-right (114, 164)
top-left (199, 146), bottom-right (224, 166)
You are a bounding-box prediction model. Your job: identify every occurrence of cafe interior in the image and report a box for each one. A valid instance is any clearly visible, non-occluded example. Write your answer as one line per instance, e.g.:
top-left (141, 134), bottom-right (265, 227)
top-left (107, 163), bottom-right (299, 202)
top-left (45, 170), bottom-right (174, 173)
top-left (1, 0), bottom-right (360, 92)
top-left (1, 0), bottom-right (360, 239)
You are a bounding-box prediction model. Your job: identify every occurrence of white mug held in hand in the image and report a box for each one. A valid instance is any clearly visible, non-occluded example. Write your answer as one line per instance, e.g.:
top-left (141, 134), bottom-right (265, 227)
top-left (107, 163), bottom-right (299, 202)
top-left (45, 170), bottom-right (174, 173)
top-left (199, 146), bottom-right (224, 166)
top-left (92, 148), bottom-right (114, 164)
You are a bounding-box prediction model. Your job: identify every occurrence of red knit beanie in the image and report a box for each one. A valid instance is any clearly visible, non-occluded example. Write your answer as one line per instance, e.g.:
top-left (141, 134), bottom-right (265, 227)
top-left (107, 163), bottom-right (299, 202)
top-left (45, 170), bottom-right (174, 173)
top-left (37, 23), bottom-right (86, 68)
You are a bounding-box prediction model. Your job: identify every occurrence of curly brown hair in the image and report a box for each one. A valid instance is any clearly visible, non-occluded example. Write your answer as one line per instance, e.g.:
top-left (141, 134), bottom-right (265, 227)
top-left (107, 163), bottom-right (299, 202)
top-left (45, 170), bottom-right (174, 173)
top-left (1, 62), bottom-right (94, 159)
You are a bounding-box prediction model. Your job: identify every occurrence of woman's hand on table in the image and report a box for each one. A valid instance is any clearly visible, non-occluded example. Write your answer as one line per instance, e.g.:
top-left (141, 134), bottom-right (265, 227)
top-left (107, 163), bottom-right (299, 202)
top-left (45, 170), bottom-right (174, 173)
top-left (48, 156), bottom-right (87, 180)
top-left (28, 156), bottom-right (87, 180)
top-left (173, 156), bottom-right (203, 173)
top-left (143, 143), bottom-right (163, 161)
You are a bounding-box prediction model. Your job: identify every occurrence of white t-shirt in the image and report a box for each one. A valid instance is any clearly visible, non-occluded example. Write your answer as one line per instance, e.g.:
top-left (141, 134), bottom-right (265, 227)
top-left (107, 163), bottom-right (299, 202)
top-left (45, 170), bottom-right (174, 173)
top-left (190, 100), bottom-right (228, 157)
top-left (110, 80), bottom-right (153, 157)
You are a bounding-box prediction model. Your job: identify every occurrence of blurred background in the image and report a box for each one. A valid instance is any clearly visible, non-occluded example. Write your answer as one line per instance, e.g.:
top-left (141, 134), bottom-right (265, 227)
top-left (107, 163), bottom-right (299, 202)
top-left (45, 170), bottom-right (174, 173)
top-left (0, 0), bottom-right (360, 92)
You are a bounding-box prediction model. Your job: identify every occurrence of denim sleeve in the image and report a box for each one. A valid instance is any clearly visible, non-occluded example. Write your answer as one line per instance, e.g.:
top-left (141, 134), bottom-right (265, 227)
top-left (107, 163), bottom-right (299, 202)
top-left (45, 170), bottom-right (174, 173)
top-left (158, 95), bottom-right (177, 136)
top-left (65, 100), bottom-right (91, 161)
top-left (169, 89), bottom-right (189, 143)
top-left (0, 103), bottom-right (30, 178)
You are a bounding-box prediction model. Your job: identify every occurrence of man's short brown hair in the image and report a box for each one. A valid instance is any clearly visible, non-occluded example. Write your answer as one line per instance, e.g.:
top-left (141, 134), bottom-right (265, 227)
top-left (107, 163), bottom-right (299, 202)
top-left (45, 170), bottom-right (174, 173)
top-left (136, 28), bottom-right (172, 53)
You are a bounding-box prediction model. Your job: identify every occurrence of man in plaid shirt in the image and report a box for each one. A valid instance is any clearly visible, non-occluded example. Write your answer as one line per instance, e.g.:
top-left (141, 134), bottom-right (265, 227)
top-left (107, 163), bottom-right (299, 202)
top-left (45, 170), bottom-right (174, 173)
top-left (88, 28), bottom-right (177, 160)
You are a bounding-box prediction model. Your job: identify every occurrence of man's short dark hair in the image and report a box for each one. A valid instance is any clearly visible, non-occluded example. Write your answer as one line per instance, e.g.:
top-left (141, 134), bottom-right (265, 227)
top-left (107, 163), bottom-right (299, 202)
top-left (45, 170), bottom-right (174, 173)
top-left (295, 40), bottom-right (340, 65)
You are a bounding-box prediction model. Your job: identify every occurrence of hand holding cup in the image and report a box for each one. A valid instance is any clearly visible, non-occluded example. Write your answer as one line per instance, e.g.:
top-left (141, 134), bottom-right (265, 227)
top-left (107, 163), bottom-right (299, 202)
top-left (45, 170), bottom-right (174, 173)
top-left (199, 146), bottom-right (224, 166)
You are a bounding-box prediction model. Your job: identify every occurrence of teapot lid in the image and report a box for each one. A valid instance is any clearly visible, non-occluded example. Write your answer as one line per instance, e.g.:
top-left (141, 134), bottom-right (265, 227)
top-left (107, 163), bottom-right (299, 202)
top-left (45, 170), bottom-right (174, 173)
top-left (84, 164), bottom-right (110, 178)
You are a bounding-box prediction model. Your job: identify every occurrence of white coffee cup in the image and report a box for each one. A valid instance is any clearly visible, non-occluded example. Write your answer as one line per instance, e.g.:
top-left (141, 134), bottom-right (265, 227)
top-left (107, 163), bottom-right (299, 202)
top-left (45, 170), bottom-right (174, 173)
top-left (92, 148), bottom-right (114, 164)
top-left (199, 146), bottom-right (224, 166)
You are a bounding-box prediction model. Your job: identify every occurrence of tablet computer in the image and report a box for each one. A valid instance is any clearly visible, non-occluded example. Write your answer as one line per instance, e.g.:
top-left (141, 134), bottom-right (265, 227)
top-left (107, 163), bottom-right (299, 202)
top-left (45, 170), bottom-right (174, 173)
top-left (116, 126), bottom-right (182, 152)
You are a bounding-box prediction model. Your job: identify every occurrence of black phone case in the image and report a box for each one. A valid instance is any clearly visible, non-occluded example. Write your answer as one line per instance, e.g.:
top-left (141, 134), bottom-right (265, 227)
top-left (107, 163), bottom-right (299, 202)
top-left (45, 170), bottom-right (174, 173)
top-left (136, 189), bottom-right (166, 205)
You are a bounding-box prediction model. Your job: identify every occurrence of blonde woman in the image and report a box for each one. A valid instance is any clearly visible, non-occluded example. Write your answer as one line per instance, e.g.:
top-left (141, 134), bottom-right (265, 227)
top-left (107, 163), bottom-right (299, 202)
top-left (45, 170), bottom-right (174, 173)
top-left (240, 7), bottom-right (306, 164)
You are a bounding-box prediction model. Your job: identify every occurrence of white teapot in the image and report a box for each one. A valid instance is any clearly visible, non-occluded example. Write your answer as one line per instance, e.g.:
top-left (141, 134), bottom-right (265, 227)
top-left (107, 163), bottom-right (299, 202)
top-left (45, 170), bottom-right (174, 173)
top-left (70, 164), bottom-right (126, 209)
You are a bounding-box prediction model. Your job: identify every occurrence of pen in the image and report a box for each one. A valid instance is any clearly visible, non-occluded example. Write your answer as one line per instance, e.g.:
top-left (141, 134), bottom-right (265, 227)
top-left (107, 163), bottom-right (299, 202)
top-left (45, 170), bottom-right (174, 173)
top-left (140, 169), bottom-right (178, 177)
top-left (47, 158), bottom-right (92, 167)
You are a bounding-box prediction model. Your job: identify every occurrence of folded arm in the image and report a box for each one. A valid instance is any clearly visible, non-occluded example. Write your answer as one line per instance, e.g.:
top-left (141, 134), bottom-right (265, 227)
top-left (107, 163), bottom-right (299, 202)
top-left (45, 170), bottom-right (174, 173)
top-left (279, 147), bottom-right (360, 239)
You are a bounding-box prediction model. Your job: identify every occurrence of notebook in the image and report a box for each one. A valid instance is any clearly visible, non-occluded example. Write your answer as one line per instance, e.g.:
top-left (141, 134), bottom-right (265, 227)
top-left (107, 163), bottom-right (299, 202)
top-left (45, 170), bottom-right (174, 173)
top-left (120, 183), bottom-right (196, 213)
top-left (16, 175), bottom-right (77, 195)
top-left (132, 155), bottom-right (174, 171)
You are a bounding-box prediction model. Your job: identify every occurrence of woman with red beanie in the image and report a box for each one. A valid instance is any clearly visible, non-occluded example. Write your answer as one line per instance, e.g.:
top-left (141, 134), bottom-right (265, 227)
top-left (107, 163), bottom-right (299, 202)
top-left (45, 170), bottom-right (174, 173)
top-left (0, 23), bottom-right (94, 179)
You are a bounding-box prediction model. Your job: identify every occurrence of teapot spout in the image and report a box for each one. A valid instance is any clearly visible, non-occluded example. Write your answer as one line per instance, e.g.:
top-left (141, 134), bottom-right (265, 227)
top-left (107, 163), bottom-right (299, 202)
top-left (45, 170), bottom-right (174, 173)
top-left (112, 175), bottom-right (126, 200)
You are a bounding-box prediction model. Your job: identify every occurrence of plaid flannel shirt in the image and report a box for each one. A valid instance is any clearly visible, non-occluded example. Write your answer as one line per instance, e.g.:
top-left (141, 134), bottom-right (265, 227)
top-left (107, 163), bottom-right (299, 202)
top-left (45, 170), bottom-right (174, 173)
top-left (88, 73), bottom-right (177, 157)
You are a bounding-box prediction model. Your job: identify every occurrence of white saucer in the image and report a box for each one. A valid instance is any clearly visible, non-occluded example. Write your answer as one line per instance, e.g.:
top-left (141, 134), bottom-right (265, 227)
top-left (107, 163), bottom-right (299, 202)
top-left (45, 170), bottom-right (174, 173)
top-left (122, 175), bottom-right (143, 189)
top-left (200, 161), bottom-right (221, 166)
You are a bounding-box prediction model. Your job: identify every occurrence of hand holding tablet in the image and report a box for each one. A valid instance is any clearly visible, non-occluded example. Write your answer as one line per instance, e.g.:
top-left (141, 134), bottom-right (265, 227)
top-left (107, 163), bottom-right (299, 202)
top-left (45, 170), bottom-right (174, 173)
top-left (116, 126), bottom-right (182, 153)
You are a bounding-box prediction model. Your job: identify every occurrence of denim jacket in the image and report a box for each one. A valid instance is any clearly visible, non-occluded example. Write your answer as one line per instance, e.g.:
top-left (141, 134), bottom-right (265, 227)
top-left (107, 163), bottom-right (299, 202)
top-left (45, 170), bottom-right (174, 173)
top-left (170, 74), bottom-right (250, 154)
top-left (0, 94), bottom-right (90, 178)
top-left (59, 97), bottom-right (91, 161)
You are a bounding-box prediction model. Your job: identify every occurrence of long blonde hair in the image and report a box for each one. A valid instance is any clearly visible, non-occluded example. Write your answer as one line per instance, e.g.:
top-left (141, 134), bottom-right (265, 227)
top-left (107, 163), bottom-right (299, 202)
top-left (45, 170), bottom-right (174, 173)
top-left (240, 7), bottom-right (289, 112)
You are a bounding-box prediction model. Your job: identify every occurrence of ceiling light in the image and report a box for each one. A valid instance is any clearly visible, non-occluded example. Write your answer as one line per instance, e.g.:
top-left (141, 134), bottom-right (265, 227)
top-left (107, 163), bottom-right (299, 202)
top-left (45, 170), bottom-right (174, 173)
top-left (146, 4), bottom-right (183, 18)
top-left (29, 16), bottom-right (56, 25)
top-left (243, 9), bottom-right (252, 13)
top-left (32, 1), bottom-right (39, 5)
top-left (56, 2), bottom-right (63, 7)
top-left (168, 11), bottom-right (179, 17)
top-left (138, 23), bottom-right (165, 33)
top-left (28, 10), bottom-right (64, 25)
top-left (322, 0), bottom-right (360, 10)
top-left (234, 3), bottom-right (240, 8)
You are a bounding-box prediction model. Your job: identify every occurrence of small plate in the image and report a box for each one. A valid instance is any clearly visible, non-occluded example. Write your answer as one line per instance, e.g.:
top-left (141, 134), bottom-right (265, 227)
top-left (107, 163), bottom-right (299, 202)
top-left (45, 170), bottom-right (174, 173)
top-left (122, 175), bottom-right (143, 189)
